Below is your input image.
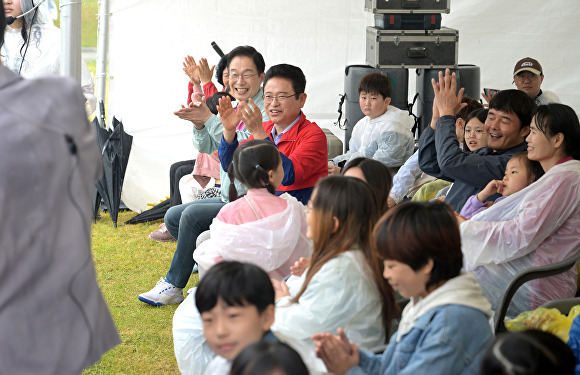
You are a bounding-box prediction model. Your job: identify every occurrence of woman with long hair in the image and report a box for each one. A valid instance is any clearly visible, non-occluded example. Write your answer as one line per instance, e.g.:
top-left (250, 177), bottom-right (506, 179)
top-left (2, 0), bottom-right (96, 113)
top-left (272, 175), bottom-right (398, 352)
top-left (313, 201), bottom-right (493, 375)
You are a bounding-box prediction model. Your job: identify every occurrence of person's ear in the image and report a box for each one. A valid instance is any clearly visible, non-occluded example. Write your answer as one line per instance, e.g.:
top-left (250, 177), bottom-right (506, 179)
top-left (298, 92), bottom-right (307, 108)
top-left (259, 72), bottom-right (265, 85)
top-left (519, 125), bottom-right (531, 138)
top-left (540, 74), bottom-right (545, 85)
top-left (420, 258), bottom-right (434, 275)
top-left (332, 216), bottom-right (340, 234)
top-left (455, 118), bottom-right (465, 130)
top-left (384, 97), bottom-right (392, 107)
top-left (552, 132), bottom-right (565, 149)
top-left (261, 304), bottom-right (276, 330)
top-left (267, 169), bottom-right (275, 185)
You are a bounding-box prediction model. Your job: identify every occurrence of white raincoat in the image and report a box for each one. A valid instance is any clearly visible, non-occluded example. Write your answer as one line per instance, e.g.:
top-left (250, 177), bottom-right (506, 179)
top-left (333, 106), bottom-right (415, 168)
top-left (461, 160), bottom-right (580, 317)
top-left (193, 193), bottom-right (312, 280)
top-left (2, 23), bottom-right (97, 114)
top-left (272, 250), bottom-right (386, 352)
top-left (173, 251), bottom-right (385, 374)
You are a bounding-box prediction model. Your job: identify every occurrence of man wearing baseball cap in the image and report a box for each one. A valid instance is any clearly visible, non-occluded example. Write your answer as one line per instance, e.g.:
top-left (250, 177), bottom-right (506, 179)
top-left (513, 57), bottom-right (560, 106)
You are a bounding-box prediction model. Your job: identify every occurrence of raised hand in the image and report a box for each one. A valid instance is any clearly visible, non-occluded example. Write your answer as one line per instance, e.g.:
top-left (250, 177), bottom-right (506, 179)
top-left (238, 98), bottom-right (267, 139)
top-left (432, 68), bottom-right (467, 117)
top-left (183, 55), bottom-right (201, 85)
top-left (290, 257), bottom-right (310, 277)
top-left (217, 95), bottom-right (242, 143)
top-left (198, 58), bottom-right (216, 85)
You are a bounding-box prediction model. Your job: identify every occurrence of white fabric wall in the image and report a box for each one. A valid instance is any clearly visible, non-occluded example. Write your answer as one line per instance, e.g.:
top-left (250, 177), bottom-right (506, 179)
top-left (107, 0), bottom-right (580, 212)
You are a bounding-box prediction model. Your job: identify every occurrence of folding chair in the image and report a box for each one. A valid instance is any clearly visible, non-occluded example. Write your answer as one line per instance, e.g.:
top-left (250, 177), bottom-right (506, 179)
top-left (493, 250), bottom-right (580, 334)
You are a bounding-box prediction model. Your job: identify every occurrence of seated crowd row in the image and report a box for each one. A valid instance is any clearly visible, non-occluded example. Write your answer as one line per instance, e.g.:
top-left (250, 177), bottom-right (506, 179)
top-left (137, 45), bottom-right (580, 374)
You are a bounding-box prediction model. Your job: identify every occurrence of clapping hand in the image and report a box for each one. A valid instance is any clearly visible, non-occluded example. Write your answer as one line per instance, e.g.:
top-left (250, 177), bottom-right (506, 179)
top-left (174, 95), bottom-right (212, 128)
top-left (432, 68), bottom-right (467, 117)
top-left (238, 99), bottom-right (268, 139)
top-left (183, 55), bottom-right (201, 85)
top-left (271, 278), bottom-right (290, 301)
top-left (290, 257), bottom-right (310, 277)
top-left (198, 58), bottom-right (216, 85)
top-left (217, 95), bottom-right (242, 143)
top-left (312, 328), bottom-right (359, 375)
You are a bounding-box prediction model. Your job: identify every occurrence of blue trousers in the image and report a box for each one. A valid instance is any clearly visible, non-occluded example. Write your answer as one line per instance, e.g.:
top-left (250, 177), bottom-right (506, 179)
top-left (164, 197), bottom-right (225, 288)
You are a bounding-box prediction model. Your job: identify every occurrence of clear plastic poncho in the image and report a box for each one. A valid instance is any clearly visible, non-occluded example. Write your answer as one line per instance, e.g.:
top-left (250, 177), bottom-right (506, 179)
top-left (193, 193), bottom-right (312, 280)
top-left (333, 106), bottom-right (415, 168)
top-left (272, 250), bottom-right (386, 352)
top-left (461, 160), bottom-right (580, 318)
top-left (2, 21), bottom-right (97, 114)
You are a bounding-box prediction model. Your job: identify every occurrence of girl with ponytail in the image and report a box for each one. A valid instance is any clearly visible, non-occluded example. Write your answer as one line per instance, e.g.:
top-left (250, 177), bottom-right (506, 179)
top-left (193, 139), bottom-right (311, 280)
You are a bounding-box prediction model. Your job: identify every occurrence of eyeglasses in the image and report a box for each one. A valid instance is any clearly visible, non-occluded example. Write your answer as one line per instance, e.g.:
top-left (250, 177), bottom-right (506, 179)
top-left (229, 72), bottom-right (258, 81)
top-left (515, 72), bottom-right (540, 82)
top-left (263, 93), bottom-right (299, 103)
top-left (464, 129), bottom-right (486, 139)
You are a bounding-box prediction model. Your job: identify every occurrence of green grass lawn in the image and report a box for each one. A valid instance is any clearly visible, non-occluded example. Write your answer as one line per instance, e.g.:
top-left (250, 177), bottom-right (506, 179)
top-left (77, 4), bottom-right (190, 373)
top-left (54, 0), bottom-right (98, 47)
top-left (85, 211), bottom-right (199, 374)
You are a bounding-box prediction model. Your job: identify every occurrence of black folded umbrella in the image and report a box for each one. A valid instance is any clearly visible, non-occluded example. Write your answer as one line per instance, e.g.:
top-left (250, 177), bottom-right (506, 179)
top-left (123, 199), bottom-right (171, 225)
top-left (93, 114), bottom-right (133, 228)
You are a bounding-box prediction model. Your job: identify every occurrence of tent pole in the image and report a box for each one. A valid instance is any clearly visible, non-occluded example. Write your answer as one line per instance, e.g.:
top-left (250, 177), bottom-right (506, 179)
top-left (96, 0), bottom-right (110, 116)
top-left (59, 0), bottom-right (82, 82)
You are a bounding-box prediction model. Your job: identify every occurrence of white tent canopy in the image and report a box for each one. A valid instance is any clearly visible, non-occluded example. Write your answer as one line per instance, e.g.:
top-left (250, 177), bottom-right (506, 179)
top-left (105, 0), bottom-right (580, 212)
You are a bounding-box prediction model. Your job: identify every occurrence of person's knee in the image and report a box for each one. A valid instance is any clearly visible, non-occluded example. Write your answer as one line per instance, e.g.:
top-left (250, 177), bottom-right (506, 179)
top-left (165, 204), bottom-right (185, 229)
top-left (179, 201), bottom-right (221, 231)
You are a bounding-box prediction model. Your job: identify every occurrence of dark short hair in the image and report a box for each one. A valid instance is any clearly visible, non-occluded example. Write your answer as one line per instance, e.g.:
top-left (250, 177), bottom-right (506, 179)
top-left (230, 341), bottom-right (308, 375)
top-left (358, 72), bottom-right (392, 99)
top-left (215, 54), bottom-right (229, 87)
top-left (0, 2), bottom-right (5, 48)
top-left (195, 261), bottom-right (275, 314)
top-left (227, 46), bottom-right (266, 75)
top-left (374, 201), bottom-right (463, 289)
top-left (509, 151), bottom-right (545, 182)
top-left (489, 89), bottom-right (537, 129)
top-left (532, 103), bottom-right (580, 160)
top-left (342, 157), bottom-right (392, 213)
top-left (263, 64), bottom-right (306, 96)
top-left (457, 96), bottom-right (484, 121)
top-left (480, 330), bottom-right (576, 375)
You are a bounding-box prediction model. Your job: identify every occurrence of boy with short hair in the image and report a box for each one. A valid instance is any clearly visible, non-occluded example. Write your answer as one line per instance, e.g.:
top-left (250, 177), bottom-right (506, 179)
top-left (176, 261), bottom-right (277, 374)
top-left (329, 72), bottom-right (415, 174)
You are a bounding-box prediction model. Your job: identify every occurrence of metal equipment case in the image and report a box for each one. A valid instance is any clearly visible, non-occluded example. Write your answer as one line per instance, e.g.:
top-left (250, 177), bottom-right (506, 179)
top-left (374, 13), bottom-right (442, 30)
top-left (365, 0), bottom-right (450, 14)
top-left (366, 26), bottom-right (458, 69)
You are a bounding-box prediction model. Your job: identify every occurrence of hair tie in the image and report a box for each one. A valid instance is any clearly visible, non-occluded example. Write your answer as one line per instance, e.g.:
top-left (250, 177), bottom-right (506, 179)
top-left (255, 164), bottom-right (260, 169)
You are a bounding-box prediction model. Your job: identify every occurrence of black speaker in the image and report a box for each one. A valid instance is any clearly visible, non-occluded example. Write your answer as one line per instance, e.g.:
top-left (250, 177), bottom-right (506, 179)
top-left (415, 64), bottom-right (481, 135)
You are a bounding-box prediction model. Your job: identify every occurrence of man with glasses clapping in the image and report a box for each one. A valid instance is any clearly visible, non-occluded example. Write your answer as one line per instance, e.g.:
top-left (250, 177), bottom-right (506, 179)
top-left (218, 63), bottom-right (328, 204)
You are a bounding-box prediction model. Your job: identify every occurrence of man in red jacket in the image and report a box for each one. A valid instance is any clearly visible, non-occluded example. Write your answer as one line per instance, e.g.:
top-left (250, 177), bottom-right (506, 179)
top-left (218, 64), bottom-right (328, 203)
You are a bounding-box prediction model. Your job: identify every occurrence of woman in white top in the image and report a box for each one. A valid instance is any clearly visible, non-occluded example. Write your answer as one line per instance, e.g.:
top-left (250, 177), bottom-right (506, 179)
top-left (2, 0), bottom-right (96, 113)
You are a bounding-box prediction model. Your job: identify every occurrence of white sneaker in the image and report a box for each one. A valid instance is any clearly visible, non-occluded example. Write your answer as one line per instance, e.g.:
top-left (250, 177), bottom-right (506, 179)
top-left (138, 278), bottom-right (184, 306)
